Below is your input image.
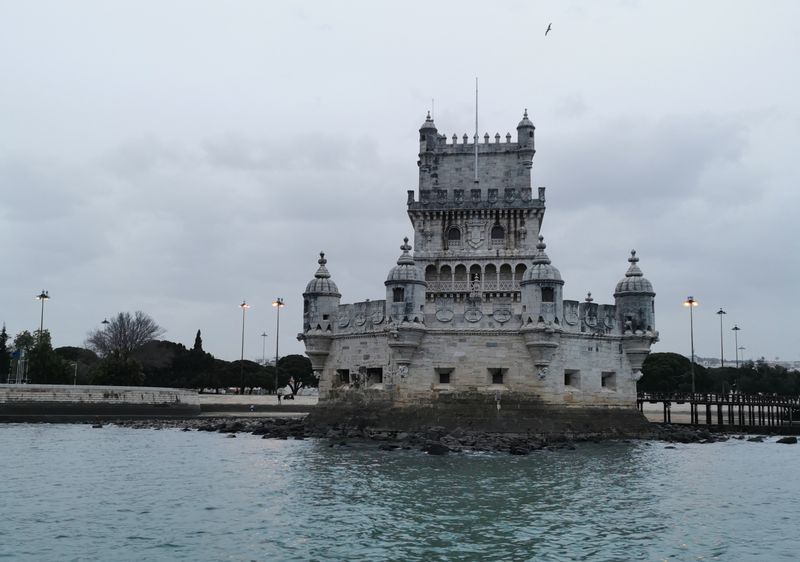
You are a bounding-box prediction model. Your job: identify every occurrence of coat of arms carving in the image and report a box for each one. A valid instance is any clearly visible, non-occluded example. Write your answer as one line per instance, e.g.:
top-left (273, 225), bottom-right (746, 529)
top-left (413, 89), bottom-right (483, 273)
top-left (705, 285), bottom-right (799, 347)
top-left (466, 219), bottom-right (486, 249)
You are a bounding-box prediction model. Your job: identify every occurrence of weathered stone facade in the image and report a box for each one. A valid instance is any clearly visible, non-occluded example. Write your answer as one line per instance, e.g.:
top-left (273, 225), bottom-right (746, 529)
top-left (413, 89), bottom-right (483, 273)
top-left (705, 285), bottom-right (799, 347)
top-left (300, 111), bottom-right (659, 435)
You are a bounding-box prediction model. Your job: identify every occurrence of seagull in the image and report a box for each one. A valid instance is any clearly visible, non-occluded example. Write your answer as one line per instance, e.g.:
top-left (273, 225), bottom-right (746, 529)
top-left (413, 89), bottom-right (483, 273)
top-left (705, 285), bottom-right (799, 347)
top-left (545, 23), bottom-right (552, 36)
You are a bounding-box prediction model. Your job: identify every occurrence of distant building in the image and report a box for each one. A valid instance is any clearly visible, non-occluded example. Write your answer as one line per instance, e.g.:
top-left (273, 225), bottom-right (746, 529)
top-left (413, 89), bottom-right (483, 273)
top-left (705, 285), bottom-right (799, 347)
top-left (300, 111), bottom-right (659, 434)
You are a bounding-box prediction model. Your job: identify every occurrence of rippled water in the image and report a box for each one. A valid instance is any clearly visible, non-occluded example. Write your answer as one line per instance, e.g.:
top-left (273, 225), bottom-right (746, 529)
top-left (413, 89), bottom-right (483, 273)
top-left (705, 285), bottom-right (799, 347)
top-left (1, 425), bottom-right (799, 561)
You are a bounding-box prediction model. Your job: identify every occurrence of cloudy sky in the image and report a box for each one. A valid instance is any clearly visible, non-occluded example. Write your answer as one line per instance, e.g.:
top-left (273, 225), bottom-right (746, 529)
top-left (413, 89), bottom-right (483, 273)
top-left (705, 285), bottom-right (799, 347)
top-left (1, 1), bottom-right (798, 364)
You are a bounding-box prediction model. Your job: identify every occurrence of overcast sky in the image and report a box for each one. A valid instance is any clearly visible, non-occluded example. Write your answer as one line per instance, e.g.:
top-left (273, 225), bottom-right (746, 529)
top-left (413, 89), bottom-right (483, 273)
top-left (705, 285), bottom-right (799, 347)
top-left (1, 1), bottom-right (798, 364)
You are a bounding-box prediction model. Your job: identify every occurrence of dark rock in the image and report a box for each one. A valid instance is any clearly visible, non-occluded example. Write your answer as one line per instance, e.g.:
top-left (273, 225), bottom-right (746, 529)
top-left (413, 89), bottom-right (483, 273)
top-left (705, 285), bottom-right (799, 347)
top-left (664, 445), bottom-right (676, 449)
top-left (379, 443), bottom-right (399, 451)
top-left (509, 445), bottom-right (530, 456)
top-left (422, 442), bottom-right (450, 455)
top-left (747, 436), bottom-right (765, 442)
top-left (776, 436), bottom-right (797, 444)
top-left (226, 434), bottom-right (236, 438)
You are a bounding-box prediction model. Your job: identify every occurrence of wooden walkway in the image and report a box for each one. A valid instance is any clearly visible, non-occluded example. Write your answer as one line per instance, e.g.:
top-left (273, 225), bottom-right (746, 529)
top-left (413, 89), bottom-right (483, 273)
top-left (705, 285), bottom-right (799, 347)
top-left (637, 392), bottom-right (800, 428)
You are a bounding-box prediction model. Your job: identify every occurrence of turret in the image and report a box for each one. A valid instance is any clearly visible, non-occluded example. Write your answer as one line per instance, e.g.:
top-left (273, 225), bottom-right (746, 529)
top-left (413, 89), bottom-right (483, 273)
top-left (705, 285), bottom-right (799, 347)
top-left (613, 250), bottom-right (655, 334)
top-left (520, 236), bottom-right (564, 327)
top-left (385, 237), bottom-right (426, 323)
top-left (303, 252), bottom-right (341, 333)
top-left (516, 109), bottom-right (536, 150)
top-left (418, 111), bottom-right (438, 152)
top-left (614, 250), bottom-right (658, 378)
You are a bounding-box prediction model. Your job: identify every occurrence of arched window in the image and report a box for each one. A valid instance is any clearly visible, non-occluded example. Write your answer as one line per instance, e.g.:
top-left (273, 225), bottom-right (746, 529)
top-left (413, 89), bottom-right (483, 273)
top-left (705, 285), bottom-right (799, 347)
top-left (448, 227), bottom-right (461, 246)
top-left (541, 287), bottom-right (555, 303)
top-left (425, 265), bottom-right (438, 283)
top-left (392, 287), bottom-right (405, 303)
top-left (491, 225), bottom-right (504, 241)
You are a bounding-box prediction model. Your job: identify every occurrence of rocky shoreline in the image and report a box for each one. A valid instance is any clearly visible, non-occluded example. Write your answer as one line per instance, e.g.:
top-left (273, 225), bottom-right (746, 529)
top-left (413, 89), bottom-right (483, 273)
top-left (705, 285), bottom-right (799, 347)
top-left (102, 417), bottom-right (799, 454)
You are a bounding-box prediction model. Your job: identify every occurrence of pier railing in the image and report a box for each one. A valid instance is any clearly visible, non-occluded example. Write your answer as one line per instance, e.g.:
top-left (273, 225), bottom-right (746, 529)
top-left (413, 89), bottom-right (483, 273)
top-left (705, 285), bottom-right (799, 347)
top-left (637, 392), bottom-right (800, 428)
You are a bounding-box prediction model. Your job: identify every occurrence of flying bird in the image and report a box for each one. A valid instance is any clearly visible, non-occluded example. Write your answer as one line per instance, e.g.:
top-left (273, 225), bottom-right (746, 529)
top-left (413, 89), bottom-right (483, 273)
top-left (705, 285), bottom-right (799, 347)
top-left (545, 23), bottom-right (552, 36)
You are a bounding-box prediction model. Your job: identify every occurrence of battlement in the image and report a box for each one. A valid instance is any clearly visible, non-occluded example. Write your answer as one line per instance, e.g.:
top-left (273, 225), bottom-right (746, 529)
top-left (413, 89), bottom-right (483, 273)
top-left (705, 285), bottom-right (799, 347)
top-left (426, 131), bottom-right (522, 150)
top-left (408, 186), bottom-right (545, 211)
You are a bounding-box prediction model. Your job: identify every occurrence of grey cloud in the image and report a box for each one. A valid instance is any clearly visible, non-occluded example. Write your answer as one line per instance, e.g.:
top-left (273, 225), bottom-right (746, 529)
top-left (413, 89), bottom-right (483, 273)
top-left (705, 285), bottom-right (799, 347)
top-left (544, 114), bottom-right (750, 211)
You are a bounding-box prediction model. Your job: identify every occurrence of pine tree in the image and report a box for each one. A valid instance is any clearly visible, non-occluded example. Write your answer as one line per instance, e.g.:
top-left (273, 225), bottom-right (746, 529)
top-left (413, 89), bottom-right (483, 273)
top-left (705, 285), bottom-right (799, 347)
top-left (193, 330), bottom-right (203, 352)
top-left (0, 324), bottom-right (10, 378)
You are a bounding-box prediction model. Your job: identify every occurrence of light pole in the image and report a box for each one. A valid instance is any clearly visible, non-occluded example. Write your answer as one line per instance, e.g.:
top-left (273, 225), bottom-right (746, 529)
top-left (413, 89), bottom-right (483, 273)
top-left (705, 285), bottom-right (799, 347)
top-left (261, 331), bottom-right (268, 366)
top-left (35, 290), bottom-right (50, 346)
top-left (738, 346), bottom-right (746, 364)
top-left (272, 298), bottom-right (285, 394)
top-left (239, 301), bottom-right (250, 394)
top-left (683, 296), bottom-right (699, 395)
top-left (732, 325), bottom-right (741, 368)
top-left (716, 308), bottom-right (726, 367)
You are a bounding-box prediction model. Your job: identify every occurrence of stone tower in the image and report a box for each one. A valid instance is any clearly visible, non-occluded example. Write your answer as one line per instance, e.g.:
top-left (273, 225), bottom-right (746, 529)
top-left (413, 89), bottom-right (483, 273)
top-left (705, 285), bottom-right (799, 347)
top-left (409, 111), bottom-right (546, 310)
top-left (301, 109), bottom-right (659, 437)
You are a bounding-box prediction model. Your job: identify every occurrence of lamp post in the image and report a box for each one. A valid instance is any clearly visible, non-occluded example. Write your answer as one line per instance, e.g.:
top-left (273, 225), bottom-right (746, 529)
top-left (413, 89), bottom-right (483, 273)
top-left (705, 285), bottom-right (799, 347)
top-left (35, 290), bottom-right (50, 346)
top-left (261, 331), bottom-right (268, 366)
top-left (272, 298), bottom-right (285, 394)
top-left (738, 346), bottom-right (746, 364)
top-left (239, 301), bottom-right (250, 394)
top-left (716, 308), bottom-right (726, 367)
top-left (683, 296), bottom-right (699, 395)
top-left (732, 325), bottom-right (741, 368)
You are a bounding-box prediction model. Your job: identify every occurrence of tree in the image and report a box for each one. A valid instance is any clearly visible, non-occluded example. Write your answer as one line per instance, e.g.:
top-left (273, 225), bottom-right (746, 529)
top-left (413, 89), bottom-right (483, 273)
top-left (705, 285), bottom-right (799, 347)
top-left (54, 346), bottom-right (100, 385)
top-left (25, 330), bottom-right (71, 384)
top-left (278, 354), bottom-right (315, 395)
top-left (638, 352), bottom-right (709, 393)
top-left (92, 352), bottom-right (145, 386)
top-left (86, 311), bottom-right (165, 357)
top-left (13, 330), bottom-right (35, 355)
top-left (0, 325), bottom-right (10, 379)
top-left (193, 330), bottom-right (203, 352)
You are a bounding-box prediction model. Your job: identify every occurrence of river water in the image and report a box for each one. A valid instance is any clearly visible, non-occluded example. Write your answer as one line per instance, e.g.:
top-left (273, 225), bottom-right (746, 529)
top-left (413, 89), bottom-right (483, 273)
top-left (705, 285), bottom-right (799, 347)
top-left (1, 424), bottom-right (798, 561)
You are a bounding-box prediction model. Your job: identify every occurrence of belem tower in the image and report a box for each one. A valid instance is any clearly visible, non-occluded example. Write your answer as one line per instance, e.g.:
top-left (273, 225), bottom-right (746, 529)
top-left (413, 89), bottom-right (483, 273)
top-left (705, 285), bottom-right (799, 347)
top-left (300, 110), bottom-right (659, 434)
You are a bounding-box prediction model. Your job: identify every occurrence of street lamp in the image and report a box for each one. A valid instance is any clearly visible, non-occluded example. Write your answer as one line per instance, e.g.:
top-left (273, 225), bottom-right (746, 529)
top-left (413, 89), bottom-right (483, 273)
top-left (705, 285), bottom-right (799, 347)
top-left (683, 296), bottom-right (699, 394)
top-left (35, 290), bottom-right (50, 346)
top-left (732, 325), bottom-right (741, 368)
top-left (261, 331), bottom-right (268, 366)
top-left (239, 301), bottom-right (250, 394)
top-left (716, 308), bottom-right (726, 367)
top-left (738, 346), bottom-right (746, 364)
top-left (272, 298), bottom-right (285, 394)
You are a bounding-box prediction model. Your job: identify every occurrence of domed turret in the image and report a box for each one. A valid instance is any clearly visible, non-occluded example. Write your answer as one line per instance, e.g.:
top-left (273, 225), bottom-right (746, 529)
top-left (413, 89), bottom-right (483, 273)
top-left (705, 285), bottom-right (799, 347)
top-left (523, 235), bottom-right (562, 283)
top-left (386, 238), bottom-right (424, 283)
top-left (385, 238), bottom-right (426, 322)
top-left (303, 252), bottom-right (341, 333)
top-left (614, 250), bottom-right (654, 296)
top-left (614, 250), bottom-right (656, 334)
top-left (516, 108), bottom-right (535, 148)
top-left (520, 236), bottom-right (564, 325)
top-left (419, 111), bottom-right (439, 152)
top-left (305, 252), bottom-right (340, 296)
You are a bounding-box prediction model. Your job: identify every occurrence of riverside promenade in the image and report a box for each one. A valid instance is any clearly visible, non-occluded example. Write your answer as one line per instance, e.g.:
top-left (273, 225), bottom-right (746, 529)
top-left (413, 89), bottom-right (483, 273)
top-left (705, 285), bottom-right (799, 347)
top-left (198, 393), bottom-right (317, 417)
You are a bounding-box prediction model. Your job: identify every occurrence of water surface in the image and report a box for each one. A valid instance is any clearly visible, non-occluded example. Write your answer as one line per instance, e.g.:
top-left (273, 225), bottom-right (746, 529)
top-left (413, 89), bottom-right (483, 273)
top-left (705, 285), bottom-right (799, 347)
top-left (1, 425), bottom-right (798, 561)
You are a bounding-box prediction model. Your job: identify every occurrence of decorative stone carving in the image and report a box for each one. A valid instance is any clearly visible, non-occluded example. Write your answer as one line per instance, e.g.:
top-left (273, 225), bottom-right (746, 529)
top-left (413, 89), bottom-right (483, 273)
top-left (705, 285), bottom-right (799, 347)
top-left (466, 219), bottom-right (486, 249)
top-left (464, 308), bottom-right (483, 322)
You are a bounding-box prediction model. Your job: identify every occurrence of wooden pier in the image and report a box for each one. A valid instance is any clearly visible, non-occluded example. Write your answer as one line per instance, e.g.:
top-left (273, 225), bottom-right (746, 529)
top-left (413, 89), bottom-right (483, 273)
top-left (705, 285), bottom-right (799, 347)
top-left (637, 392), bottom-right (800, 429)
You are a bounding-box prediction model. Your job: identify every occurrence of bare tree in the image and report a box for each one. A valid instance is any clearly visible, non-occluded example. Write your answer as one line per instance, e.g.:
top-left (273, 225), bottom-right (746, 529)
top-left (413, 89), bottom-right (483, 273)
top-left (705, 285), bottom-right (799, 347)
top-left (86, 311), bottom-right (165, 357)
